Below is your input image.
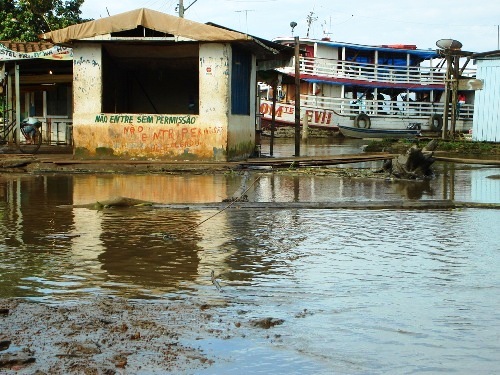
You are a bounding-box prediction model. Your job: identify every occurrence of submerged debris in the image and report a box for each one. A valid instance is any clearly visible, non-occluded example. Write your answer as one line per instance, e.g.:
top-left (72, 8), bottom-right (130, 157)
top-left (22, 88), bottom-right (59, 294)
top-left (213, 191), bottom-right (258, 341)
top-left (250, 317), bottom-right (285, 329)
top-left (380, 139), bottom-right (438, 180)
top-left (222, 194), bottom-right (248, 202)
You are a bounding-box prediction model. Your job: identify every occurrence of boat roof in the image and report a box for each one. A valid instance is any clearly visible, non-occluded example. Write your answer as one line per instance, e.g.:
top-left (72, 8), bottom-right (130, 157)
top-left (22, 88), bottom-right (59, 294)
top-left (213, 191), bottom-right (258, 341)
top-left (273, 37), bottom-right (440, 60)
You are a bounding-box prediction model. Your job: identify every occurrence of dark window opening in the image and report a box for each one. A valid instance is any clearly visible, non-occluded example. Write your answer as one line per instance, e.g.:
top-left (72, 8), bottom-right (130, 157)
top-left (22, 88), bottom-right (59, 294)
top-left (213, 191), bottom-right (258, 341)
top-left (231, 47), bottom-right (251, 115)
top-left (47, 84), bottom-right (71, 116)
top-left (102, 44), bottom-right (199, 114)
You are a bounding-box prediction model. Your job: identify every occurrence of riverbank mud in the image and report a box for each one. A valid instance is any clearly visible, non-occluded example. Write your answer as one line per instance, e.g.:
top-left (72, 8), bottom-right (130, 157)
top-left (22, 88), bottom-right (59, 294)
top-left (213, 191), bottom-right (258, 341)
top-left (0, 297), bottom-right (252, 374)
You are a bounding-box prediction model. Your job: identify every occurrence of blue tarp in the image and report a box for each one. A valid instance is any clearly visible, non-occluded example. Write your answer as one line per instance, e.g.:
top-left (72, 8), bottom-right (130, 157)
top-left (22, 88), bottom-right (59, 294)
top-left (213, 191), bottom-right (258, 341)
top-left (316, 40), bottom-right (439, 66)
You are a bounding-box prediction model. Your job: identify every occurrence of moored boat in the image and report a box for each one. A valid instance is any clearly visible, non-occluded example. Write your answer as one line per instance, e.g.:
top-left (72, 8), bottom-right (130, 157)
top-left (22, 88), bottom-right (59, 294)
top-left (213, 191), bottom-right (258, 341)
top-left (259, 38), bottom-right (476, 134)
top-left (338, 124), bottom-right (421, 139)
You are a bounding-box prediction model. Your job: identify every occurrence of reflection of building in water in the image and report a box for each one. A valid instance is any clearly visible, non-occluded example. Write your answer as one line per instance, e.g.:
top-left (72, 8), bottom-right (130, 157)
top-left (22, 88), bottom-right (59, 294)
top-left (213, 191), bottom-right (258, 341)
top-left (471, 169), bottom-right (500, 203)
top-left (72, 175), bottom-right (234, 205)
top-left (195, 213), bottom-right (236, 286)
top-left (70, 208), bottom-right (106, 273)
top-left (256, 173), bottom-right (392, 202)
top-left (96, 208), bottom-right (204, 294)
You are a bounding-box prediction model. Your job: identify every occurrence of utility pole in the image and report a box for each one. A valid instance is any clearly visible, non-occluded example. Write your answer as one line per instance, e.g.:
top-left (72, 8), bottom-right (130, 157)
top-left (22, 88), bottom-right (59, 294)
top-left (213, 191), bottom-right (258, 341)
top-left (177, 0), bottom-right (199, 18)
top-left (178, 0), bottom-right (184, 17)
top-left (294, 36), bottom-right (301, 157)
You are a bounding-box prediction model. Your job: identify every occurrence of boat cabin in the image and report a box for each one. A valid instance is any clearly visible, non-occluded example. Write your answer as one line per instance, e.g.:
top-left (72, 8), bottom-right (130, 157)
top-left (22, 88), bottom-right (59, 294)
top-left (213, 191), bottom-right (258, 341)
top-left (259, 38), bottom-right (476, 133)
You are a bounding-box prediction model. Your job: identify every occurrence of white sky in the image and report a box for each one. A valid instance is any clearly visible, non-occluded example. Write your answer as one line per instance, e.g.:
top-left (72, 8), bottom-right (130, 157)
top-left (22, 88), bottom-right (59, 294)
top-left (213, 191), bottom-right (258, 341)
top-left (80, 0), bottom-right (500, 53)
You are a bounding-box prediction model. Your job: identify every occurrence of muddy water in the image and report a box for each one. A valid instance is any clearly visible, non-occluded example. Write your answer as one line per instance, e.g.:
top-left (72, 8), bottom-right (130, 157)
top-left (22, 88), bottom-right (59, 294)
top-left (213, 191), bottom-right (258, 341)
top-left (1, 162), bottom-right (500, 374)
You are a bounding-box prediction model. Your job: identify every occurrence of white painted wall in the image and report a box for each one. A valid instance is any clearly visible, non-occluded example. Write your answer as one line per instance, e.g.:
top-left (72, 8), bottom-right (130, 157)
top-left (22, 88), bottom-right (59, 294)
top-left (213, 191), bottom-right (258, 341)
top-left (472, 58), bottom-right (500, 142)
top-left (199, 43), bottom-right (230, 125)
top-left (73, 43), bottom-right (102, 115)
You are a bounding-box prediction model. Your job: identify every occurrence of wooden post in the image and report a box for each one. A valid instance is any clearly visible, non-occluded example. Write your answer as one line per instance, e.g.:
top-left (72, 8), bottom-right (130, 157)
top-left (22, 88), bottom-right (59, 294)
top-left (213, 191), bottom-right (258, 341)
top-left (270, 80), bottom-right (277, 156)
top-left (450, 55), bottom-right (460, 137)
top-left (294, 36), bottom-right (301, 157)
top-left (302, 111), bottom-right (308, 141)
top-left (442, 54), bottom-right (452, 140)
top-left (15, 64), bottom-right (21, 142)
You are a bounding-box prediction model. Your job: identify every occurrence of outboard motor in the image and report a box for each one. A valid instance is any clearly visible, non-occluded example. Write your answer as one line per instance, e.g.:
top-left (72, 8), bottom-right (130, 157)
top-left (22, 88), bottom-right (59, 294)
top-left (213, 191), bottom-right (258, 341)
top-left (406, 122), bottom-right (421, 130)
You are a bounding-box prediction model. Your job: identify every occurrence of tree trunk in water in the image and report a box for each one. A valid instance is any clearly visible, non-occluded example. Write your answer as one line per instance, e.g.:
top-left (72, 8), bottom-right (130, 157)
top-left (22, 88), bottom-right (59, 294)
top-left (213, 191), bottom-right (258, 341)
top-left (383, 140), bottom-right (438, 179)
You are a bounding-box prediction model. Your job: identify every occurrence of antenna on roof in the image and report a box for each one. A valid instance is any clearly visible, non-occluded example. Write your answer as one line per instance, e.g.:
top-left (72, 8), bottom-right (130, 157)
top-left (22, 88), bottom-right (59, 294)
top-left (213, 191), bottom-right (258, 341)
top-left (322, 18), bottom-right (332, 39)
top-left (236, 10), bottom-right (254, 34)
top-left (306, 11), bottom-right (317, 38)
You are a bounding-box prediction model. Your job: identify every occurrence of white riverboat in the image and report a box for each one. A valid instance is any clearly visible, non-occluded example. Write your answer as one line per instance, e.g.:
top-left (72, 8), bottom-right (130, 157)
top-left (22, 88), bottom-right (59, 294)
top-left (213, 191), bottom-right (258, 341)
top-left (259, 38), bottom-right (476, 135)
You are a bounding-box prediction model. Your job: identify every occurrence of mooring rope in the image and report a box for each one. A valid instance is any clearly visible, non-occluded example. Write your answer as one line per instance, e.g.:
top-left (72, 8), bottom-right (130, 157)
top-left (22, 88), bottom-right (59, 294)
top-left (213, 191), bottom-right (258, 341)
top-left (163, 174), bottom-right (261, 239)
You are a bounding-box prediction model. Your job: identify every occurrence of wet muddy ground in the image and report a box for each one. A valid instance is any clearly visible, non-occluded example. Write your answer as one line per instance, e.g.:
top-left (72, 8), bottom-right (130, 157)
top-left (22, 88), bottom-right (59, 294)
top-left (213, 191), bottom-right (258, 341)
top-left (1, 298), bottom-right (213, 373)
top-left (1, 297), bottom-right (285, 374)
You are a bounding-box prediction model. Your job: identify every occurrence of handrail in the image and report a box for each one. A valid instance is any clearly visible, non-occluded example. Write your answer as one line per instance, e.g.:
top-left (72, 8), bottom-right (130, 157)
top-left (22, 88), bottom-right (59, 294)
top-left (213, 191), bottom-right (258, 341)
top-left (278, 56), bottom-right (477, 86)
top-left (300, 94), bottom-right (474, 119)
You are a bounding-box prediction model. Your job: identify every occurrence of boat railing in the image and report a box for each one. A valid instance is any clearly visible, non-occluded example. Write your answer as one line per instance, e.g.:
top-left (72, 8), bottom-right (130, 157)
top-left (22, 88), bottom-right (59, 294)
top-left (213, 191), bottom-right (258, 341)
top-left (279, 56), bottom-right (476, 86)
top-left (300, 94), bottom-right (474, 120)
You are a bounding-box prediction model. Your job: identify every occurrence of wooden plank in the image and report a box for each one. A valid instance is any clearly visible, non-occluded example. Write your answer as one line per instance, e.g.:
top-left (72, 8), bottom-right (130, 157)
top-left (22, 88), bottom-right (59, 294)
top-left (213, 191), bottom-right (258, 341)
top-left (156, 200), bottom-right (500, 210)
top-left (434, 156), bottom-right (500, 165)
top-left (458, 78), bottom-right (483, 90)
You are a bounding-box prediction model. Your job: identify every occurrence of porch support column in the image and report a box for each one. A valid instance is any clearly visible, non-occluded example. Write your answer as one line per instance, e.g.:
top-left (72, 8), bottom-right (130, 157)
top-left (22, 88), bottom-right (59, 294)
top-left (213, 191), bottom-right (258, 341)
top-left (15, 64), bottom-right (21, 137)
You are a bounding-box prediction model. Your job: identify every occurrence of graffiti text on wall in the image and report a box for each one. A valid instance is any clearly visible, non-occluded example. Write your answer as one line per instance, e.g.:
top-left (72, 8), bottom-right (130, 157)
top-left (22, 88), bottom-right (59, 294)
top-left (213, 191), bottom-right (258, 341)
top-left (95, 114), bottom-right (197, 125)
top-left (92, 114), bottom-right (222, 150)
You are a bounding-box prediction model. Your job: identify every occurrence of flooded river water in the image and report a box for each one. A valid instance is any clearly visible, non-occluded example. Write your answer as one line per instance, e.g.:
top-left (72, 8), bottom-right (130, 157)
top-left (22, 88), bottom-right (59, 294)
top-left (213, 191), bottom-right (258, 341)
top-left (1, 143), bottom-right (500, 373)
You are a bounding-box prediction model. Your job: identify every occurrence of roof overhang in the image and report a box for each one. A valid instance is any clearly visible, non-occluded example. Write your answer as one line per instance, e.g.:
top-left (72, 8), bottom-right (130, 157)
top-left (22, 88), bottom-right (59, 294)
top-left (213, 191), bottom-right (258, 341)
top-left (39, 8), bottom-right (252, 45)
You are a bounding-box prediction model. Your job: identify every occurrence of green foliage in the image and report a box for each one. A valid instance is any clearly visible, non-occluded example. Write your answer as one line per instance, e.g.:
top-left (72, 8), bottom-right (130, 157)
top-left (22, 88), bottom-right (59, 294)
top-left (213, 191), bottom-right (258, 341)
top-left (437, 140), bottom-right (496, 154)
top-left (364, 138), bottom-right (500, 155)
top-left (0, 0), bottom-right (89, 42)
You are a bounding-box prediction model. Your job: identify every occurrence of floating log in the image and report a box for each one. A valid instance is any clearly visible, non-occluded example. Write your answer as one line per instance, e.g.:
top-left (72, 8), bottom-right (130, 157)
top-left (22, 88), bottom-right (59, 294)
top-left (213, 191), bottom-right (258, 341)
top-left (157, 200), bottom-right (500, 210)
top-left (74, 197), bottom-right (500, 211)
top-left (74, 196), bottom-right (154, 209)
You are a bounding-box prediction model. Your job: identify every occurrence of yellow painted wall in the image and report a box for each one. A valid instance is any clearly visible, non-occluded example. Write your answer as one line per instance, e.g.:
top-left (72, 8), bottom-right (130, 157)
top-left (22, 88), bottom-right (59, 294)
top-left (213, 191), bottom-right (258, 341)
top-left (71, 42), bottom-right (248, 161)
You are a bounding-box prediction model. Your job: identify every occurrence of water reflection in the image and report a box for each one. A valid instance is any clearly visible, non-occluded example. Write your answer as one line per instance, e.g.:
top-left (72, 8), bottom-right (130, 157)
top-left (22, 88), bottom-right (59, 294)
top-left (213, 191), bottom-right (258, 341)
top-left (1, 164), bottom-right (498, 300)
top-left (0, 169), bottom-right (499, 373)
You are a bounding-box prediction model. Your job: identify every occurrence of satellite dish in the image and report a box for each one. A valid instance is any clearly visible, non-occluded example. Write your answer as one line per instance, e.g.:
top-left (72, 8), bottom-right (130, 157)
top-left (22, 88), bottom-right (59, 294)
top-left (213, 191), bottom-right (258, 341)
top-left (436, 39), bottom-right (462, 50)
top-left (290, 21), bottom-right (297, 33)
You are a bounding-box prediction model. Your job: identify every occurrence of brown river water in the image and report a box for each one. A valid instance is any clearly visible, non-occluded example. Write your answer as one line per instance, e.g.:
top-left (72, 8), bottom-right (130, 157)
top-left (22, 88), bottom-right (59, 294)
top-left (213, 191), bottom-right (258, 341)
top-left (1, 139), bottom-right (499, 374)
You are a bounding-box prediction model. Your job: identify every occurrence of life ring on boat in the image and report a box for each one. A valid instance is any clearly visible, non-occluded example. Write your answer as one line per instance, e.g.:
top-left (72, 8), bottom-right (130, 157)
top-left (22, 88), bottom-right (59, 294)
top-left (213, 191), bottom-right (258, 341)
top-left (354, 113), bottom-right (371, 129)
top-left (429, 114), bottom-right (443, 131)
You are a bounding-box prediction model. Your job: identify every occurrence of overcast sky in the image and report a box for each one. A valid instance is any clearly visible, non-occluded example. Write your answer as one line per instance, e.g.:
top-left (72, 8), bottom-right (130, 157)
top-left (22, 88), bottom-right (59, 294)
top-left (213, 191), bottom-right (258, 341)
top-left (80, 0), bottom-right (499, 53)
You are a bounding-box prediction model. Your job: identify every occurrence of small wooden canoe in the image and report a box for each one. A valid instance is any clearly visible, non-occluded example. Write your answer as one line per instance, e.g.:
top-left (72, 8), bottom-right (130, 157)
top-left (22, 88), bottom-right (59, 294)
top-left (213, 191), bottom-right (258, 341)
top-left (338, 124), bottom-right (421, 139)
